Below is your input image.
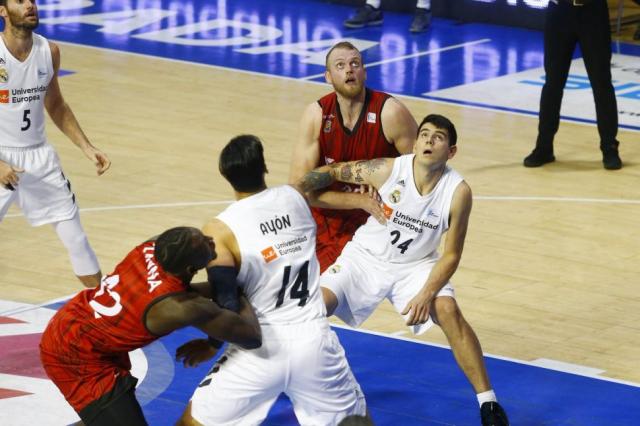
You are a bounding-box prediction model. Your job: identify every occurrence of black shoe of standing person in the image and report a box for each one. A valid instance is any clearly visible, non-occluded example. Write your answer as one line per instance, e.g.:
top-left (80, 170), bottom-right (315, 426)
top-left (344, 4), bottom-right (383, 28)
top-left (410, 7), bottom-right (431, 33)
top-left (524, 147), bottom-right (555, 167)
top-left (480, 402), bottom-right (510, 426)
top-left (602, 146), bottom-right (622, 170)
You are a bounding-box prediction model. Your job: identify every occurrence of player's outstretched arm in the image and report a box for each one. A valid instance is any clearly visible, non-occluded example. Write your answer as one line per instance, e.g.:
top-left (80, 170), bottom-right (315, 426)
top-left (401, 182), bottom-right (472, 325)
top-left (297, 158), bottom-right (394, 193)
top-left (44, 42), bottom-right (111, 175)
top-left (145, 291), bottom-right (262, 349)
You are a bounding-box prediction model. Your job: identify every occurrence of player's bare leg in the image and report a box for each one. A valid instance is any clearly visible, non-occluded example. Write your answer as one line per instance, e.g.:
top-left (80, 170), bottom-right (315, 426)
top-left (432, 296), bottom-right (491, 393)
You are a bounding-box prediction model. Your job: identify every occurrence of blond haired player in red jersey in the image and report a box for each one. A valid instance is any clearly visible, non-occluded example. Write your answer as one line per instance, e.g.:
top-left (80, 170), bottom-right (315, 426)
top-left (289, 41), bottom-right (417, 274)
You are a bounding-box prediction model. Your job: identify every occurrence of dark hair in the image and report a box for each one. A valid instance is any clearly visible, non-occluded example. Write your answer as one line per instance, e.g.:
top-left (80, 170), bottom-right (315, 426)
top-left (418, 114), bottom-right (457, 146)
top-left (155, 226), bottom-right (202, 275)
top-left (325, 41), bottom-right (361, 69)
top-left (219, 134), bottom-right (267, 192)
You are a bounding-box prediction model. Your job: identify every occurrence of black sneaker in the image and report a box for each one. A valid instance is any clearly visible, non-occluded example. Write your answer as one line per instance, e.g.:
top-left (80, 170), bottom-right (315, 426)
top-left (344, 4), bottom-right (383, 28)
top-left (523, 148), bottom-right (555, 167)
top-left (410, 8), bottom-right (431, 33)
top-left (602, 147), bottom-right (622, 170)
top-left (480, 402), bottom-right (510, 426)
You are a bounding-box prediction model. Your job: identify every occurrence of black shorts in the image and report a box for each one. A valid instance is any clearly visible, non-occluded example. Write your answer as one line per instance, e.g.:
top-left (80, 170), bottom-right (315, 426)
top-left (78, 374), bottom-right (148, 426)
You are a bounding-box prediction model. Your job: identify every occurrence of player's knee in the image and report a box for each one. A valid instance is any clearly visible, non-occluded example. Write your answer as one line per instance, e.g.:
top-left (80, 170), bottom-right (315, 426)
top-left (433, 296), bottom-right (461, 326)
top-left (322, 286), bottom-right (338, 316)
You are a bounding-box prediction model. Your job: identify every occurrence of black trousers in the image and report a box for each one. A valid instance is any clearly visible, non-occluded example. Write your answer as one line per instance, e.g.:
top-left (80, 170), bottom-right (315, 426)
top-left (536, 0), bottom-right (619, 151)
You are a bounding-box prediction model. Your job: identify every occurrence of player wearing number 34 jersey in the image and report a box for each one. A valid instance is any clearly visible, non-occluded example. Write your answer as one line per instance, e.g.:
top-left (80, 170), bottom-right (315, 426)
top-left (178, 135), bottom-right (366, 426)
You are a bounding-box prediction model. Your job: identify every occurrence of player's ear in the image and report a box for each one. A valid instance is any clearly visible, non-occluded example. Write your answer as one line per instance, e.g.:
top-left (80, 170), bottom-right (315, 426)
top-left (448, 145), bottom-right (457, 159)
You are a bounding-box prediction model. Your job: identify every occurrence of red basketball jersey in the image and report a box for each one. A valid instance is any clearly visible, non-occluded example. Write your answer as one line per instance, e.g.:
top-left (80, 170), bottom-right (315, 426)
top-left (40, 241), bottom-right (186, 411)
top-left (314, 89), bottom-right (400, 270)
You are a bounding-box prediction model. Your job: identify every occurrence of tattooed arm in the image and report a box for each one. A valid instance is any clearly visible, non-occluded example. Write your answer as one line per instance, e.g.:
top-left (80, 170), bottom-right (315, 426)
top-left (294, 158), bottom-right (394, 195)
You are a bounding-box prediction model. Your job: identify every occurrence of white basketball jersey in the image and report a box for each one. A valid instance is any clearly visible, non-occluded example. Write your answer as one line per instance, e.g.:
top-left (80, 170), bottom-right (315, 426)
top-left (217, 185), bottom-right (325, 325)
top-left (0, 33), bottom-right (53, 148)
top-left (351, 154), bottom-right (464, 263)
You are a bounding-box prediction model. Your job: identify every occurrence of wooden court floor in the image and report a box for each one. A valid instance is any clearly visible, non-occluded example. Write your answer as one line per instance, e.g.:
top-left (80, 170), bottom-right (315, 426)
top-left (1, 43), bottom-right (639, 385)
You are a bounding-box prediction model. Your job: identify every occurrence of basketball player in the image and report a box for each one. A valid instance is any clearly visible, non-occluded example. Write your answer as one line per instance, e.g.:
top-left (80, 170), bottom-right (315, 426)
top-left (299, 115), bottom-right (510, 426)
top-left (178, 135), bottom-right (367, 426)
top-left (0, 0), bottom-right (110, 287)
top-left (289, 41), bottom-right (417, 272)
top-left (40, 226), bottom-right (262, 426)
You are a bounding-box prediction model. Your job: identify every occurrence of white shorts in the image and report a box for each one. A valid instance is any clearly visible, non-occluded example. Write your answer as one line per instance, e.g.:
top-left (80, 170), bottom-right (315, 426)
top-left (321, 243), bottom-right (455, 335)
top-left (190, 319), bottom-right (366, 426)
top-left (0, 143), bottom-right (77, 226)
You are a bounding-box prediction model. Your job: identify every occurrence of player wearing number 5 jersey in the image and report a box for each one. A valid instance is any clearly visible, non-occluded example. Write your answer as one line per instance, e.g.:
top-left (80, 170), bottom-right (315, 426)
top-left (40, 227), bottom-right (262, 426)
top-left (0, 0), bottom-right (110, 288)
top-left (300, 115), bottom-right (509, 426)
top-left (179, 135), bottom-right (367, 426)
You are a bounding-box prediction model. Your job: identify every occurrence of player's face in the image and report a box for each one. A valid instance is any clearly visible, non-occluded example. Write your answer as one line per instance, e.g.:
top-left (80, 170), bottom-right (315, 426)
top-left (414, 122), bottom-right (455, 165)
top-left (2, 0), bottom-right (39, 31)
top-left (325, 48), bottom-right (365, 99)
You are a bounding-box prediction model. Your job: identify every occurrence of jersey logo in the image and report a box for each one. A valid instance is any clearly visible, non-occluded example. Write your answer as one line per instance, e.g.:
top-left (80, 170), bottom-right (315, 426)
top-left (382, 203), bottom-right (393, 220)
top-left (0, 90), bottom-right (9, 104)
top-left (0, 57), bottom-right (5, 65)
top-left (324, 156), bottom-right (335, 164)
top-left (427, 209), bottom-right (440, 219)
top-left (389, 189), bottom-right (402, 204)
top-left (0, 68), bottom-right (8, 83)
top-left (367, 112), bottom-right (377, 123)
top-left (37, 69), bottom-right (48, 79)
top-left (323, 118), bottom-right (332, 133)
top-left (397, 179), bottom-right (406, 186)
top-left (327, 264), bottom-right (342, 274)
top-left (261, 246), bottom-right (278, 263)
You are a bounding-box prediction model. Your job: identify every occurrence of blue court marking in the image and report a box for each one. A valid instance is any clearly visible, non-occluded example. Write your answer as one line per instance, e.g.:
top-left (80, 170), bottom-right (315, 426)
top-left (134, 324), bottom-right (640, 425)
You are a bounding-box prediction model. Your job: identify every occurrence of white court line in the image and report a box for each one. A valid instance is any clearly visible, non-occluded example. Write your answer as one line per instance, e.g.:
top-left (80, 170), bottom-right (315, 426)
top-left (299, 39), bottom-right (492, 81)
top-left (4, 195), bottom-right (640, 219)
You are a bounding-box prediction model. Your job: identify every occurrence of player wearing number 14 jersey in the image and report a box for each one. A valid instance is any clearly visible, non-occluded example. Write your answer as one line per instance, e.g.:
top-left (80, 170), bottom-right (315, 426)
top-left (179, 135), bottom-right (366, 426)
top-left (300, 115), bottom-right (510, 425)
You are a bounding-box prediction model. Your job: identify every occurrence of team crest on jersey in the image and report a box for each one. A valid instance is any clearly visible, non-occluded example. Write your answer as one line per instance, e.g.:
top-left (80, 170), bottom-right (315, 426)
top-left (0, 89), bottom-right (9, 103)
top-left (367, 112), bottom-right (377, 123)
top-left (327, 264), bottom-right (342, 274)
top-left (323, 118), bottom-right (332, 133)
top-left (0, 67), bottom-right (8, 83)
top-left (261, 246), bottom-right (278, 263)
top-left (389, 189), bottom-right (402, 204)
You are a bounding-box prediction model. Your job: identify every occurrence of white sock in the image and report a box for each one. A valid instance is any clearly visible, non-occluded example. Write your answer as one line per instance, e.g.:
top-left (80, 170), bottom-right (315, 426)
top-left (367, 0), bottom-right (382, 9)
top-left (477, 390), bottom-right (497, 407)
top-left (416, 0), bottom-right (431, 10)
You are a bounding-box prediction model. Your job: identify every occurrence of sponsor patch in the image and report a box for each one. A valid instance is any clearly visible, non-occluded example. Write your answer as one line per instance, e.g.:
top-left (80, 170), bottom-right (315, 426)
top-left (261, 246), bottom-right (278, 263)
top-left (0, 89), bottom-right (9, 103)
top-left (367, 112), bottom-right (376, 123)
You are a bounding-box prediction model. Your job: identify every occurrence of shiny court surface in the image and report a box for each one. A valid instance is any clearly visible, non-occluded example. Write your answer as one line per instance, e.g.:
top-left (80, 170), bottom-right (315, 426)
top-left (1, 0), bottom-right (639, 424)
